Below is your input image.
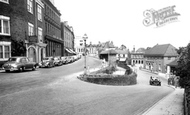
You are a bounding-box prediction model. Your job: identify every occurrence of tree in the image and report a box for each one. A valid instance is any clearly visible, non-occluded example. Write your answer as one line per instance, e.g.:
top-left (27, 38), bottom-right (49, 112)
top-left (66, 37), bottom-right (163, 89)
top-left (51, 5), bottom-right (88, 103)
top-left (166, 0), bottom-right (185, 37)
top-left (176, 43), bottom-right (190, 87)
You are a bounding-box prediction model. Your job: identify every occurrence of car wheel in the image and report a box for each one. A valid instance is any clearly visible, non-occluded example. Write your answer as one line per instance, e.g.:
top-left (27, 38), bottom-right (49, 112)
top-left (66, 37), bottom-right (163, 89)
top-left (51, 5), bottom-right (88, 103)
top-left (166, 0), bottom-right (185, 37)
top-left (22, 67), bottom-right (25, 72)
top-left (32, 65), bottom-right (36, 71)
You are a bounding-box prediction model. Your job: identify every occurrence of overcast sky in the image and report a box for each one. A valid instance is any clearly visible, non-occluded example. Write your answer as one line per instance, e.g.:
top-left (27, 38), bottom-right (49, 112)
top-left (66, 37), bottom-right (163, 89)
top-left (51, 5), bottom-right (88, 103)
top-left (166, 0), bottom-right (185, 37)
top-left (54, 0), bottom-right (190, 50)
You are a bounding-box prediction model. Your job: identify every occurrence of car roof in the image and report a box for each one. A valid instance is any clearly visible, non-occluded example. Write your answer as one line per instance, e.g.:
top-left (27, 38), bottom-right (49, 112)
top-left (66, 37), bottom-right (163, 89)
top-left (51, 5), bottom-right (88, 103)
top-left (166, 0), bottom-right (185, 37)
top-left (10, 56), bottom-right (26, 58)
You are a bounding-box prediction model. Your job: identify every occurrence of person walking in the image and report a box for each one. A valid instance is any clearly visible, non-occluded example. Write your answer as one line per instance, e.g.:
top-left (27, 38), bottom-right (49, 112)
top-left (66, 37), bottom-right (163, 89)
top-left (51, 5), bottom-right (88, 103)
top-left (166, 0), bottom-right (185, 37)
top-left (174, 76), bottom-right (179, 88)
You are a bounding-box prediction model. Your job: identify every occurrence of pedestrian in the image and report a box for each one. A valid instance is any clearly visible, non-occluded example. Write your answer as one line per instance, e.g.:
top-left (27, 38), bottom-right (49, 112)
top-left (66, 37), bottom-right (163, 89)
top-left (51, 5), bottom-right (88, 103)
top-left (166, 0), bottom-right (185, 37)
top-left (174, 76), bottom-right (179, 88)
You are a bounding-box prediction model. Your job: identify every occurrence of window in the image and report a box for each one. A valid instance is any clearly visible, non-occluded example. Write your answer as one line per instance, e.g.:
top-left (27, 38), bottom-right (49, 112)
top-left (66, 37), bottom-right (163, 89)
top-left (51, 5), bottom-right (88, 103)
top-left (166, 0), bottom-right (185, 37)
top-left (0, 46), bottom-right (2, 58)
top-left (0, 0), bottom-right (9, 4)
top-left (28, 23), bottom-right (34, 36)
top-left (4, 46), bottom-right (10, 58)
top-left (0, 16), bottom-right (10, 35)
top-left (168, 57), bottom-right (171, 60)
top-left (38, 27), bottom-right (43, 42)
top-left (37, 5), bottom-right (42, 21)
top-left (27, 0), bottom-right (33, 14)
top-left (0, 42), bottom-right (11, 60)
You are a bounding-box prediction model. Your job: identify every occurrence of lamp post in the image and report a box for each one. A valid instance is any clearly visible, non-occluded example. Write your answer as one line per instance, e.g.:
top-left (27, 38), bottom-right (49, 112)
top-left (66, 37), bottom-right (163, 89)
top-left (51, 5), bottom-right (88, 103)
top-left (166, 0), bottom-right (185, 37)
top-left (83, 33), bottom-right (88, 74)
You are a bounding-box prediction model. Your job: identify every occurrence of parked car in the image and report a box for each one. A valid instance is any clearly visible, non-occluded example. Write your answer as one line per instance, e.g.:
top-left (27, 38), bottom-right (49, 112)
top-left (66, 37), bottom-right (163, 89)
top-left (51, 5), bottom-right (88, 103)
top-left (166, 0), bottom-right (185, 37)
top-left (61, 56), bottom-right (67, 64)
top-left (67, 56), bottom-right (73, 63)
top-left (54, 57), bottom-right (62, 66)
top-left (2, 57), bottom-right (38, 72)
top-left (149, 76), bottom-right (161, 86)
top-left (39, 57), bottom-right (54, 68)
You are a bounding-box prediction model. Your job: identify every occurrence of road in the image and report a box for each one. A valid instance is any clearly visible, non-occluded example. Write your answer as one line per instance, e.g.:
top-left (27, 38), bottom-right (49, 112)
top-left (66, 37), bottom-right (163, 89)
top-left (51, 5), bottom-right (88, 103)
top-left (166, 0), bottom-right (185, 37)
top-left (0, 56), bottom-right (174, 115)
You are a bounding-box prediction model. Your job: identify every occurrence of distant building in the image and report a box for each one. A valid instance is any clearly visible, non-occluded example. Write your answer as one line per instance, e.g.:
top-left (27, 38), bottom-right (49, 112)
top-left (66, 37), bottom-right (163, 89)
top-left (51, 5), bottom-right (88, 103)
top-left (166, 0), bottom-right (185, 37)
top-left (131, 47), bottom-right (146, 67)
top-left (144, 44), bottom-right (178, 73)
top-left (74, 36), bottom-right (84, 56)
top-left (115, 49), bottom-right (129, 63)
top-left (86, 42), bottom-right (98, 57)
top-left (61, 21), bottom-right (75, 56)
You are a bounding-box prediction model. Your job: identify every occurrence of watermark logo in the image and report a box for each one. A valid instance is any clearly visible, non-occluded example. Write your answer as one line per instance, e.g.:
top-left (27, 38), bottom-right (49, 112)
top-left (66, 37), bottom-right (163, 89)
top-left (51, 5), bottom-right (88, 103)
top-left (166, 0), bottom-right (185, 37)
top-left (143, 5), bottom-right (180, 27)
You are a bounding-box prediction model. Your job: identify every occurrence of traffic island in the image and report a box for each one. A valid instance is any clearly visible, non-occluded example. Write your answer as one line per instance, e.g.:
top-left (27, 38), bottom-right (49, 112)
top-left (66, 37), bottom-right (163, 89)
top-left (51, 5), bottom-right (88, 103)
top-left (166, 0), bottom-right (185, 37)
top-left (77, 64), bottom-right (137, 86)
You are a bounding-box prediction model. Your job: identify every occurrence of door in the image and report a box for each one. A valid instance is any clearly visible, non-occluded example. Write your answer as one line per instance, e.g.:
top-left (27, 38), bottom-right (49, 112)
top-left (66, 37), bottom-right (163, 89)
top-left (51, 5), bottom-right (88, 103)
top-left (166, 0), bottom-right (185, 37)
top-left (28, 47), bottom-right (36, 62)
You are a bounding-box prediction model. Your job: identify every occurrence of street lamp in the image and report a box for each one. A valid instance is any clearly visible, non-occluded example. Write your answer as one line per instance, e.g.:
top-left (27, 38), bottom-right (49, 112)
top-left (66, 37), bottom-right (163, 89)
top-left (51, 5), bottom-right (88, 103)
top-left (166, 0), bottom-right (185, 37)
top-left (83, 33), bottom-right (88, 74)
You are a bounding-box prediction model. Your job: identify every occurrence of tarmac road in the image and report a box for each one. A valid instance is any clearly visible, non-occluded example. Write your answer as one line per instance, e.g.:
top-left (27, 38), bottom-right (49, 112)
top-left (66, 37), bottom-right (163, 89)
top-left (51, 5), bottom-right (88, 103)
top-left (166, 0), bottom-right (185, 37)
top-left (0, 57), bottom-right (174, 115)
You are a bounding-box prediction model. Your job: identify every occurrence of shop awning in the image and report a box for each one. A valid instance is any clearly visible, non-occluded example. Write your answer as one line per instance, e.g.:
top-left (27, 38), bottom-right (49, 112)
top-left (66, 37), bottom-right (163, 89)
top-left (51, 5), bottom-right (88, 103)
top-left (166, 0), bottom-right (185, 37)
top-left (69, 49), bottom-right (77, 54)
top-left (66, 48), bottom-right (72, 54)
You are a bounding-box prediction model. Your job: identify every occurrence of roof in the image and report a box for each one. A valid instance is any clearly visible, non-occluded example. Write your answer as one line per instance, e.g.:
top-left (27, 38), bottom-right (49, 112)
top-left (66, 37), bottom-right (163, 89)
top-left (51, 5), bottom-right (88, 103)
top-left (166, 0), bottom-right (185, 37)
top-left (100, 49), bottom-right (117, 54)
top-left (167, 58), bottom-right (178, 67)
top-left (115, 50), bottom-right (129, 54)
top-left (145, 44), bottom-right (178, 57)
top-left (136, 48), bottom-right (146, 53)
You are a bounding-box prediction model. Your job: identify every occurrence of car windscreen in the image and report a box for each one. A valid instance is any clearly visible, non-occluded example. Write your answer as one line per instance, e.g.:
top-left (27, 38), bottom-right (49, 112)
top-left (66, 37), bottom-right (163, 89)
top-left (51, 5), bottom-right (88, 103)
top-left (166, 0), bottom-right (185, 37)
top-left (8, 58), bottom-right (18, 62)
top-left (43, 58), bottom-right (49, 60)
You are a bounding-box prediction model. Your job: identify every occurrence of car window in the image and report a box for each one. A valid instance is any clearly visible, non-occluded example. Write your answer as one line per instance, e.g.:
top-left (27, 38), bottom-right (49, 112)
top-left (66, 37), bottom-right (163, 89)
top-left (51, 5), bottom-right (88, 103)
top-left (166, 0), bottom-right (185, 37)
top-left (8, 58), bottom-right (17, 62)
top-left (20, 58), bottom-right (27, 63)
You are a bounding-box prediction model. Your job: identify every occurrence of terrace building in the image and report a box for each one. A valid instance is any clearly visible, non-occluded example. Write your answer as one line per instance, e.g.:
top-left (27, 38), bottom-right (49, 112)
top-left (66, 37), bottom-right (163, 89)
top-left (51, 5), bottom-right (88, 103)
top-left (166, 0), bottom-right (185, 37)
top-left (0, 0), bottom-right (46, 65)
top-left (43, 0), bottom-right (63, 57)
top-left (0, 0), bottom-right (11, 67)
top-left (61, 21), bottom-right (75, 56)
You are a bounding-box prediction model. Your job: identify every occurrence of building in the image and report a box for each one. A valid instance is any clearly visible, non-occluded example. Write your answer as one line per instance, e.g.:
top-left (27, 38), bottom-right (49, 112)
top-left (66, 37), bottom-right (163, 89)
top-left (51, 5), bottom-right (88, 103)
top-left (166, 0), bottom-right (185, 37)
top-left (26, 0), bottom-right (46, 63)
top-left (74, 36), bottom-right (85, 56)
top-left (144, 44), bottom-right (178, 73)
top-left (61, 21), bottom-right (75, 56)
top-left (0, 0), bottom-right (11, 67)
top-left (115, 49), bottom-right (129, 63)
top-left (131, 47), bottom-right (146, 67)
top-left (0, 0), bottom-right (46, 66)
top-left (86, 42), bottom-right (98, 57)
top-left (43, 0), bottom-right (63, 57)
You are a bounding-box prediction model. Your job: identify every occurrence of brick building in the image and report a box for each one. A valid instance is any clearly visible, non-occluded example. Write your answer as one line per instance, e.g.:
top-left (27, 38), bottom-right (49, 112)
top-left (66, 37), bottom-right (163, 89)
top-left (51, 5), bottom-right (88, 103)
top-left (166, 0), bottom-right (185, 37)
top-left (61, 21), bottom-right (75, 56)
top-left (0, 0), bottom-right (46, 66)
top-left (0, 0), bottom-right (11, 67)
top-left (144, 44), bottom-right (178, 73)
top-left (43, 0), bottom-right (63, 57)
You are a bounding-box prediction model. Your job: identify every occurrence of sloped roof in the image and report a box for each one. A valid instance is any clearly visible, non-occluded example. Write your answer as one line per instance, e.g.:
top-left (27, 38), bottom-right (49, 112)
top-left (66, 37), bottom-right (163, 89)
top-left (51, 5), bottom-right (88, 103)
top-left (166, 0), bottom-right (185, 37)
top-left (100, 49), bottom-right (117, 54)
top-left (115, 50), bottom-right (129, 54)
top-left (145, 44), bottom-right (178, 57)
top-left (136, 48), bottom-right (146, 53)
top-left (167, 58), bottom-right (178, 67)
top-left (103, 41), bottom-right (115, 48)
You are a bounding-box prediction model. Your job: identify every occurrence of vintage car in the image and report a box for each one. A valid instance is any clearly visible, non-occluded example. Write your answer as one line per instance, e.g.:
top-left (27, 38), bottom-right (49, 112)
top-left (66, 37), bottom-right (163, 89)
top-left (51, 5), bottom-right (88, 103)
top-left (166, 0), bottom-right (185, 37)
top-left (39, 57), bottom-right (54, 68)
top-left (61, 56), bottom-right (67, 64)
top-left (149, 76), bottom-right (161, 86)
top-left (2, 57), bottom-right (38, 72)
top-left (53, 57), bottom-right (62, 66)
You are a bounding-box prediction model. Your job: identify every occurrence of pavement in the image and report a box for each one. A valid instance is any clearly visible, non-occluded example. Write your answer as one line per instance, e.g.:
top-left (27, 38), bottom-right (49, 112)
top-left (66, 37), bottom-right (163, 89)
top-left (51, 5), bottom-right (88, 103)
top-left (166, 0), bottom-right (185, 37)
top-left (140, 68), bottom-right (184, 115)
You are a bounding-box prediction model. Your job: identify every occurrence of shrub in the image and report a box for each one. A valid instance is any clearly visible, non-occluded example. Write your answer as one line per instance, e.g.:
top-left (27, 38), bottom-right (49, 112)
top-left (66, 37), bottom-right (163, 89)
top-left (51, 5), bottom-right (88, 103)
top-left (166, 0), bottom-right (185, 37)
top-left (78, 72), bottom-right (137, 86)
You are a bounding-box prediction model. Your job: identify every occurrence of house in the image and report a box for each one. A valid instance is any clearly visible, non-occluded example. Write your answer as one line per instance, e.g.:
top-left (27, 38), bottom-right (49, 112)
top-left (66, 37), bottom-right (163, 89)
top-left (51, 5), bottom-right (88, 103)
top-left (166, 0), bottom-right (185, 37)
top-left (144, 44), bottom-right (178, 73)
top-left (131, 47), bottom-right (146, 67)
top-left (115, 49), bottom-right (129, 63)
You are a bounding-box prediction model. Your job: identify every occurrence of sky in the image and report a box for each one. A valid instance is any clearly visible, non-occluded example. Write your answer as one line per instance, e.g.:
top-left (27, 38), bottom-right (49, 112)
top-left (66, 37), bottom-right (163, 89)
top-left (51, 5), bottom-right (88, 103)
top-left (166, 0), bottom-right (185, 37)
top-left (54, 0), bottom-right (190, 50)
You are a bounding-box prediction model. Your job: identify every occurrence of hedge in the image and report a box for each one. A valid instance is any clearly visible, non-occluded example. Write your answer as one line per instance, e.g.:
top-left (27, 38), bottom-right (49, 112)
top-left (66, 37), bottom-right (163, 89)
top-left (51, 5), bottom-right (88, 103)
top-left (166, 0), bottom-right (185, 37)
top-left (78, 72), bottom-right (137, 86)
